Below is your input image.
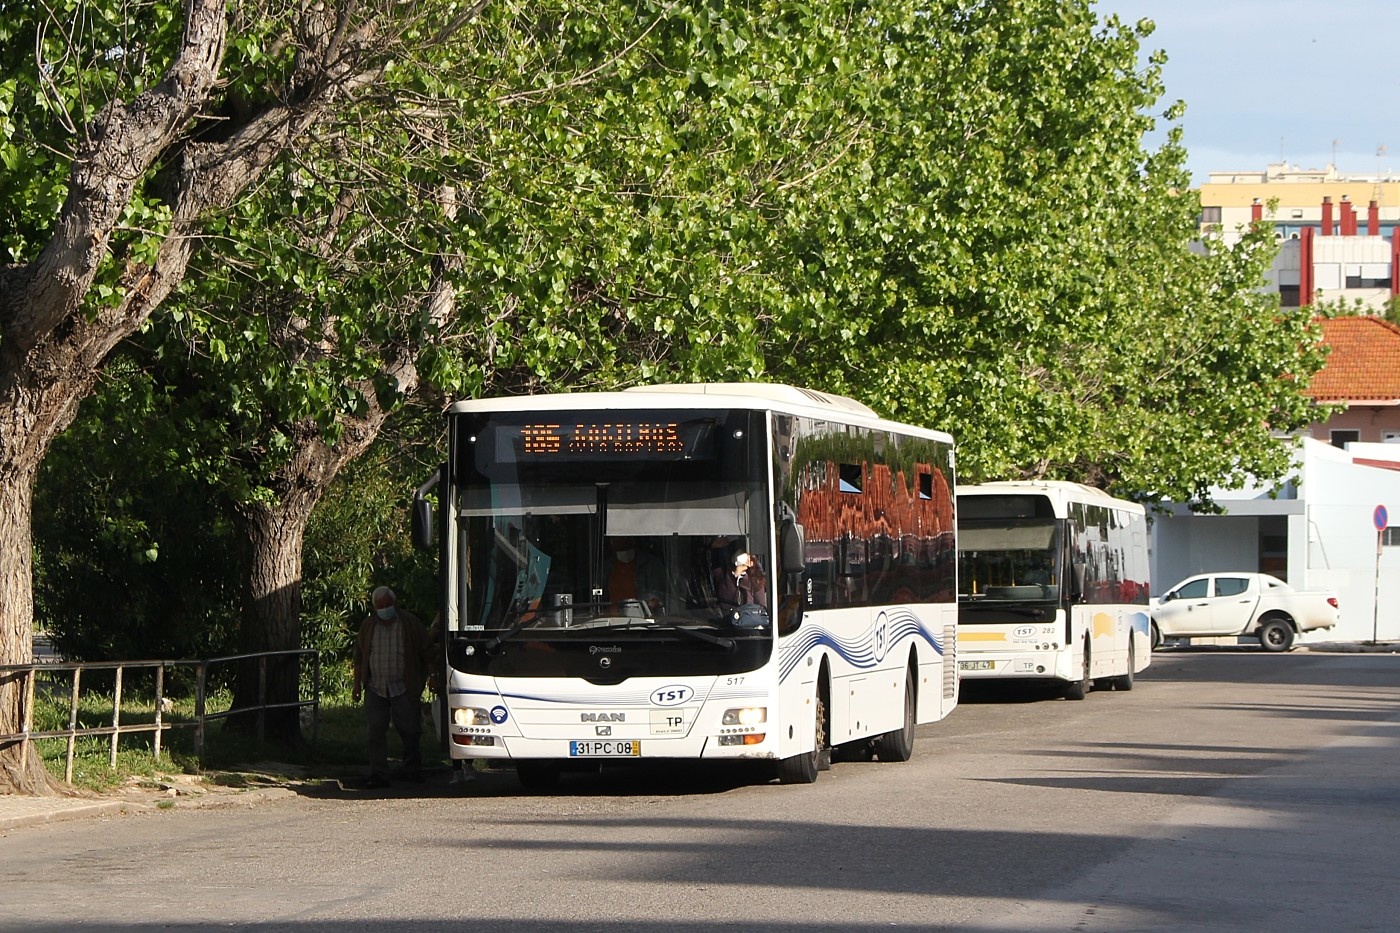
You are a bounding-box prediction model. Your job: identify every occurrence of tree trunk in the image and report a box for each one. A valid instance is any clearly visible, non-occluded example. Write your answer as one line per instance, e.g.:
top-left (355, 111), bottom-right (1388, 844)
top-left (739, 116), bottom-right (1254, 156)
top-left (229, 498), bottom-right (317, 744)
top-left (226, 407), bottom-right (405, 743)
top-left (0, 459), bottom-right (60, 795)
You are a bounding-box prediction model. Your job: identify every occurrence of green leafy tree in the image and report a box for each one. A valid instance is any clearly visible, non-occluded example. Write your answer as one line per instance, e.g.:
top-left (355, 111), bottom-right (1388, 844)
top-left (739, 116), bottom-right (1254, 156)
top-left (742, 2), bottom-right (1325, 504)
top-left (33, 361), bottom-right (244, 665)
top-left (0, 0), bottom-right (493, 792)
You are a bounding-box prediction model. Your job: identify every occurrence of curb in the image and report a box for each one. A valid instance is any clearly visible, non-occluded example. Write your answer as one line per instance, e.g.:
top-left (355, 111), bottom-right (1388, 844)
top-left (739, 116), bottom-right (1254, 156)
top-left (0, 783), bottom-right (302, 834)
top-left (1300, 641), bottom-right (1400, 654)
top-left (0, 798), bottom-right (138, 833)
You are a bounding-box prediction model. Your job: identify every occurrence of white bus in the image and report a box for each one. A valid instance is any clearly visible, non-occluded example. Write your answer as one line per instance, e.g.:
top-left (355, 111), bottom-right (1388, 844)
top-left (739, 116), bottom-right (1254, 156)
top-left (956, 481), bottom-right (1150, 698)
top-left (412, 383), bottom-right (959, 786)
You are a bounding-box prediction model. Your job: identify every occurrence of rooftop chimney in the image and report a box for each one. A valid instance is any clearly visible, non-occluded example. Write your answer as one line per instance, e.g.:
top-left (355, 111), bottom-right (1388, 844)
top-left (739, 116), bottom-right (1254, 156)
top-left (1321, 196), bottom-right (1334, 236)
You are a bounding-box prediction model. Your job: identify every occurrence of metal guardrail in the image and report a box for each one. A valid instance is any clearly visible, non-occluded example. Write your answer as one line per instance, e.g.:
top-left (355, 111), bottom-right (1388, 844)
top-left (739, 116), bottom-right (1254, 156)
top-left (0, 650), bottom-right (320, 783)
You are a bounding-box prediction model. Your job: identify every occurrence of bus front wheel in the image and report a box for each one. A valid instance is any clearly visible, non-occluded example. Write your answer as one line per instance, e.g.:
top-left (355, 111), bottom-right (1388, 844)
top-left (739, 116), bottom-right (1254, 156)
top-left (777, 691), bottom-right (828, 784)
top-left (1064, 641), bottom-right (1091, 701)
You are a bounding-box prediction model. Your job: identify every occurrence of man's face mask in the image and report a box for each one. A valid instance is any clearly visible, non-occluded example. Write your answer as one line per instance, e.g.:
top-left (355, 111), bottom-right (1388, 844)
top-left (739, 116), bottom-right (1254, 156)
top-left (376, 606), bottom-right (397, 620)
top-left (616, 549), bottom-right (636, 562)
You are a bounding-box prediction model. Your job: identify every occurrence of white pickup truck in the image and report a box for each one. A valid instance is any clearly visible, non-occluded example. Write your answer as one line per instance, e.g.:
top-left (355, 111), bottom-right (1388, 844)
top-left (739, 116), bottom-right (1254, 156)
top-left (1150, 572), bottom-right (1340, 652)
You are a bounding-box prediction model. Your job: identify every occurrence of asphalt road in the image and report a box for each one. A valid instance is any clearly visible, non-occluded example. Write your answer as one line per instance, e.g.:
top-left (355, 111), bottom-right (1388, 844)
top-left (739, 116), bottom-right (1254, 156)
top-left (3, 648), bottom-right (1399, 932)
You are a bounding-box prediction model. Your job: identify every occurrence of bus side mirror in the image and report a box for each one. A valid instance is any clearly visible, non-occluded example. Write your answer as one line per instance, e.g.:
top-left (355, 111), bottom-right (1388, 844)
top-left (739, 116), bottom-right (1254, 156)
top-left (412, 498), bottom-right (434, 551)
top-left (411, 466), bottom-right (444, 552)
top-left (780, 518), bottom-right (806, 574)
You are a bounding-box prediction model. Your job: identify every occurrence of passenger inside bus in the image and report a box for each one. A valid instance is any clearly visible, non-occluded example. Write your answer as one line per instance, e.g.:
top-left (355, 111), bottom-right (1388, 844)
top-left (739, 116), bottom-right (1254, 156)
top-left (714, 548), bottom-right (768, 611)
top-left (604, 536), bottom-right (667, 616)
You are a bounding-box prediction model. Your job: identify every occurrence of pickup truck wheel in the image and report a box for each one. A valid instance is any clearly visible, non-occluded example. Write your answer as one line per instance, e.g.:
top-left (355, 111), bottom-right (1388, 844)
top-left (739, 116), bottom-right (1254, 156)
top-left (1150, 622), bottom-right (1162, 651)
top-left (1257, 618), bottom-right (1295, 652)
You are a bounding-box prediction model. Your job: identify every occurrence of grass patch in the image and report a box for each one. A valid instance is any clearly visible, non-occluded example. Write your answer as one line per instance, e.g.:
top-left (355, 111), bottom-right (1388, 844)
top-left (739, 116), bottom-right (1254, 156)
top-left (28, 684), bottom-right (449, 791)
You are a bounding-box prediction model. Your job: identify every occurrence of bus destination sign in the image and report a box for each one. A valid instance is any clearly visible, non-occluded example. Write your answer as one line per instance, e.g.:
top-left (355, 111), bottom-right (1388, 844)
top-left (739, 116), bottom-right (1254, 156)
top-left (510, 419), bottom-right (713, 460)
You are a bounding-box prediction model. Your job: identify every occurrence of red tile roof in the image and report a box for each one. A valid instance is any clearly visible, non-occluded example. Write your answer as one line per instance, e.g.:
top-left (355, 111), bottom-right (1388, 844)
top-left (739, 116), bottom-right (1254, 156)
top-left (1308, 316), bottom-right (1400, 404)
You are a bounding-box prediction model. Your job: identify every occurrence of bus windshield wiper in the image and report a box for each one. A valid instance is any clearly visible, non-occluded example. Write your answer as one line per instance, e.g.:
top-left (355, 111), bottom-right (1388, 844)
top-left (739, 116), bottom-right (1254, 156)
top-left (649, 623), bottom-right (736, 650)
top-left (483, 608), bottom-right (538, 654)
top-left (961, 604), bottom-right (1048, 619)
top-left (589, 619), bottom-right (737, 650)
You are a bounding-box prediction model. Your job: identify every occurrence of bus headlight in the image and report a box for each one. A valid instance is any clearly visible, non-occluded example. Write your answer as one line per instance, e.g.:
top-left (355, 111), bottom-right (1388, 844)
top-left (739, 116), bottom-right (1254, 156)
top-left (453, 707), bottom-right (491, 726)
top-left (722, 707), bottom-right (767, 726)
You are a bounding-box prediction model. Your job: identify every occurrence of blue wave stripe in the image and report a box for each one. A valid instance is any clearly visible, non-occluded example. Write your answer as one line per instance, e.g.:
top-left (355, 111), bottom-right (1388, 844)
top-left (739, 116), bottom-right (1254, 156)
top-left (778, 607), bottom-right (947, 683)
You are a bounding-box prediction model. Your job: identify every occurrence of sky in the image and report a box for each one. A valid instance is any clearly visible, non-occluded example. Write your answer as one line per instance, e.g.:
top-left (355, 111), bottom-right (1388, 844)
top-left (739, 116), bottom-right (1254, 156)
top-left (1095, 0), bottom-right (1400, 185)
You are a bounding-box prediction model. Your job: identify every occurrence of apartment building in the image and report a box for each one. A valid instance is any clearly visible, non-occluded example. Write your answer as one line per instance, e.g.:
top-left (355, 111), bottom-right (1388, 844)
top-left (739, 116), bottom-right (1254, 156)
top-left (1199, 162), bottom-right (1400, 310)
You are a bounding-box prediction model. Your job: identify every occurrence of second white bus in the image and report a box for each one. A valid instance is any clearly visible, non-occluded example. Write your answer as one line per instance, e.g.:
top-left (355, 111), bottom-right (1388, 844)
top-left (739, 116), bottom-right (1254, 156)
top-left (955, 481), bottom-right (1150, 698)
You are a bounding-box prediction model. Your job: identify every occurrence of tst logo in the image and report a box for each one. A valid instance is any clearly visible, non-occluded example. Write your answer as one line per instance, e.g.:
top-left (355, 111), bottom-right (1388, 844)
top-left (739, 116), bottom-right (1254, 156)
top-left (651, 685), bottom-right (694, 706)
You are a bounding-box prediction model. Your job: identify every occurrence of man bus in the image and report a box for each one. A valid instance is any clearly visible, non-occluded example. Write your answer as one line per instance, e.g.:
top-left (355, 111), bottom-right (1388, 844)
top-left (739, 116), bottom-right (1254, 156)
top-left (956, 481), bottom-right (1150, 699)
top-left (412, 383), bottom-right (959, 786)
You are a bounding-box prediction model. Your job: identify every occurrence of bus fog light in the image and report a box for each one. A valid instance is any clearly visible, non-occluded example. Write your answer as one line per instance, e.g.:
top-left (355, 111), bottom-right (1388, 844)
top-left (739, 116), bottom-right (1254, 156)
top-left (722, 707), bottom-right (767, 726)
top-left (452, 733), bottom-right (496, 746)
top-left (718, 733), bottom-right (766, 746)
top-left (453, 707), bottom-right (491, 726)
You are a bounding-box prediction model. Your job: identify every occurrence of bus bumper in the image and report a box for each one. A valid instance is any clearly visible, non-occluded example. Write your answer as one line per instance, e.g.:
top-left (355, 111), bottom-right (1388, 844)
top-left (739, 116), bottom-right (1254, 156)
top-left (957, 651), bottom-right (1071, 681)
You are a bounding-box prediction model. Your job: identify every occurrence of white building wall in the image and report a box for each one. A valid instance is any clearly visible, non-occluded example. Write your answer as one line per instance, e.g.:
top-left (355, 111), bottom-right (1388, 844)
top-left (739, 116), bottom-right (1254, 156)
top-left (1300, 441), bottom-right (1400, 643)
top-left (1311, 237), bottom-right (1395, 311)
top-left (1151, 514), bottom-right (1259, 590)
top-left (1148, 437), bottom-right (1400, 644)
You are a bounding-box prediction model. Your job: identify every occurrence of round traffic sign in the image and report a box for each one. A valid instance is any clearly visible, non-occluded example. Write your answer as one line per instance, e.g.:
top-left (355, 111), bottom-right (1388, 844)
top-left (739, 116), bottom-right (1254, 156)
top-left (1375, 504), bottom-right (1389, 531)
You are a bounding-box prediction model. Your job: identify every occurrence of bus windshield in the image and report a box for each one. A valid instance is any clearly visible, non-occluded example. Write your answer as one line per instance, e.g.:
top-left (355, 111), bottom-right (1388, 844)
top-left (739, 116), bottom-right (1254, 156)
top-left (957, 519), bottom-right (1062, 604)
top-left (448, 408), bottom-right (772, 678)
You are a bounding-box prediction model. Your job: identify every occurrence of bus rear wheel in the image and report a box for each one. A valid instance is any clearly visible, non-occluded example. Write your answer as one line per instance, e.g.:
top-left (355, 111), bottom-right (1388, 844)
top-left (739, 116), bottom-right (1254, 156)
top-left (1111, 637), bottom-right (1135, 691)
top-left (874, 666), bottom-right (916, 762)
top-left (777, 691), bottom-right (827, 784)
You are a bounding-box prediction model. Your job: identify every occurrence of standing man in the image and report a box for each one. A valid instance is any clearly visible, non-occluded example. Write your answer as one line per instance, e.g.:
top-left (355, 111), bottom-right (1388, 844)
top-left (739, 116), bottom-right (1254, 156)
top-left (352, 586), bottom-right (433, 787)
